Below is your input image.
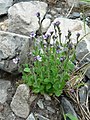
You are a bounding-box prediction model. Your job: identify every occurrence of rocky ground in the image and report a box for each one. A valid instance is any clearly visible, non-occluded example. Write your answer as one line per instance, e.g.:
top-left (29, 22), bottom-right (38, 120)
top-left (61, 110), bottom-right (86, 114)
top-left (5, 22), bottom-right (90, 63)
top-left (0, 0), bottom-right (90, 120)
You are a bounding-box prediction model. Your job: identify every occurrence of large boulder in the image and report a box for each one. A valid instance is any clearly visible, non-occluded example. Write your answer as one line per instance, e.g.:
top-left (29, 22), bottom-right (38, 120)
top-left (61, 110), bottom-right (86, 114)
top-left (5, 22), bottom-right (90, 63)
top-left (0, 31), bottom-right (30, 74)
top-left (0, 0), bottom-right (13, 15)
top-left (8, 1), bottom-right (47, 36)
top-left (47, 17), bottom-right (90, 44)
top-left (47, 17), bottom-right (90, 78)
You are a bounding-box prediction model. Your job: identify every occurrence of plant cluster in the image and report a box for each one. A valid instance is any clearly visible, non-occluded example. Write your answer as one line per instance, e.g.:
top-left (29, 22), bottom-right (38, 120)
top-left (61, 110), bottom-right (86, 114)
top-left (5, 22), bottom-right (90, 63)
top-left (22, 13), bottom-right (80, 97)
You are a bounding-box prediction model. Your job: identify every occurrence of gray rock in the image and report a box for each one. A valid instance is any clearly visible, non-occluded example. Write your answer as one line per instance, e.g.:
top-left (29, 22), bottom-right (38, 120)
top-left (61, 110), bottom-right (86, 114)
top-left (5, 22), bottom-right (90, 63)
top-left (29, 94), bottom-right (37, 105)
top-left (6, 112), bottom-right (16, 120)
top-left (0, 113), bottom-right (4, 120)
top-left (44, 94), bottom-right (51, 101)
top-left (79, 86), bottom-right (87, 104)
top-left (8, 1), bottom-right (47, 35)
top-left (10, 84), bottom-right (30, 118)
top-left (37, 99), bottom-right (44, 109)
top-left (76, 39), bottom-right (90, 79)
top-left (0, 31), bottom-right (30, 73)
top-left (61, 97), bottom-right (78, 119)
top-left (0, 79), bottom-right (11, 104)
top-left (69, 12), bottom-right (80, 19)
top-left (0, 0), bottom-right (13, 15)
top-left (35, 114), bottom-right (50, 120)
top-left (26, 113), bottom-right (35, 120)
top-left (66, 0), bottom-right (79, 7)
top-left (47, 106), bottom-right (55, 113)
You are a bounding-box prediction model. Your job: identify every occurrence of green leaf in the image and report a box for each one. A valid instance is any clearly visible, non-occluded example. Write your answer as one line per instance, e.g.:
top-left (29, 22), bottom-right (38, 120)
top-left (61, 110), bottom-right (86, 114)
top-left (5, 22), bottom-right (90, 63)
top-left (46, 83), bottom-right (51, 90)
top-left (66, 113), bottom-right (78, 120)
top-left (53, 81), bottom-right (61, 90)
top-left (55, 90), bottom-right (62, 97)
top-left (44, 78), bottom-right (50, 83)
top-left (33, 88), bottom-right (40, 93)
top-left (24, 67), bottom-right (30, 73)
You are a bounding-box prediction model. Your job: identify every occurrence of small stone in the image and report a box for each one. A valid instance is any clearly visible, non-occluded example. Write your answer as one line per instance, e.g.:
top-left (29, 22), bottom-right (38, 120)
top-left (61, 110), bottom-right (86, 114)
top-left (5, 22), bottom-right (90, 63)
top-left (10, 84), bottom-right (30, 118)
top-left (44, 94), bottom-right (51, 101)
top-left (42, 18), bottom-right (51, 33)
top-left (45, 14), bottom-right (52, 19)
top-left (47, 106), bottom-right (55, 113)
top-left (0, 79), bottom-right (11, 104)
top-left (79, 86), bottom-right (87, 104)
top-left (61, 97), bottom-right (78, 118)
top-left (37, 99), bottom-right (44, 109)
top-left (35, 113), bottom-right (50, 120)
top-left (26, 113), bottom-right (35, 120)
top-left (69, 12), bottom-right (80, 19)
top-left (50, 9), bottom-right (57, 15)
top-left (29, 94), bottom-right (37, 105)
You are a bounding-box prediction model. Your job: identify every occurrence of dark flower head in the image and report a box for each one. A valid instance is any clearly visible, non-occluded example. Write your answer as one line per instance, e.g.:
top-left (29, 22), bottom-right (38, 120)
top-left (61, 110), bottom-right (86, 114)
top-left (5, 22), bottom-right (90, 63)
top-left (54, 21), bottom-right (60, 26)
top-left (36, 12), bottom-right (40, 18)
top-left (49, 30), bottom-right (54, 35)
top-left (68, 30), bottom-right (71, 37)
top-left (76, 33), bottom-right (80, 38)
top-left (60, 57), bottom-right (65, 62)
top-left (43, 33), bottom-right (51, 40)
top-left (30, 31), bottom-right (36, 38)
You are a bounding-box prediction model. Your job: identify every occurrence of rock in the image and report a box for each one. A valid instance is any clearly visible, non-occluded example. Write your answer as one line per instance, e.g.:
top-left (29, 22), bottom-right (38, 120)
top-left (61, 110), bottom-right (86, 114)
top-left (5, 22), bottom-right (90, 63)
top-left (42, 18), bottom-right (51, 33)
top-left (61, 97), bottom-right (78, 119)
top-left (76, 39), bottom-right (90, 79)
top-left (47, 106), bottom-right (55, 113)
top-left (47, 17), bottom-right (90, 78)
top-left (37, 99), bottom-right (44, 109)
top-left (29, 94), bottom-right (37, 105)
top-left (0, 19), bottom-right (8, 31)
top-left (6, 112), bottom-right (16, 120)
top-left (44, 94), bottom-right (51, 101)
top-left (26, 113), bottom-right (35, 120)
top-left (35, 113), bottom-right (50, 120)
top-left (0, 31), bottom-right (30, 74)
top-left (69, 12), bottom-right (80, 19)
top-left (66, 0), bottom-right (79, 7)
top-left (0, 113), bottom-right (4, 119)
top-left (79, 86), bottom-right (87, 104)
top-left (10, 84), bottom-right (30, 118)
top-left (0, 79), bottom-right (11, 104)
top-left (8, 1), bottom-right (47, 35)
top-left (0, 0), bottom-right (13, 15)
top-left (47, 17), bottom-right (90, 44)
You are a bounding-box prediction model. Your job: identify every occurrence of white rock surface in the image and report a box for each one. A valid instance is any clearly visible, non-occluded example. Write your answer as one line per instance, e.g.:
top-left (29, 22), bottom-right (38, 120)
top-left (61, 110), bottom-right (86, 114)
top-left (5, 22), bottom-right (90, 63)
top-left (47, 17), bottom-right (90, 78)
top-left (42, 18), bottom-right (51, 33)
top-left (26, 113), bottom-right (35, 120)
top-left (8, 1), bottom-right (47, 35)
top-left (0, 31), bottom-right (30, 73)
top-left (47, 17), bottom-right (90, 45)
top-left (0, 79), bottom-right (11, 104)
top-left (10, 84), bottom-right (30, 118)
top-left (0, 0), bottom-right (13, 15)
top-left (66, 0), bottom-right (79, 7)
